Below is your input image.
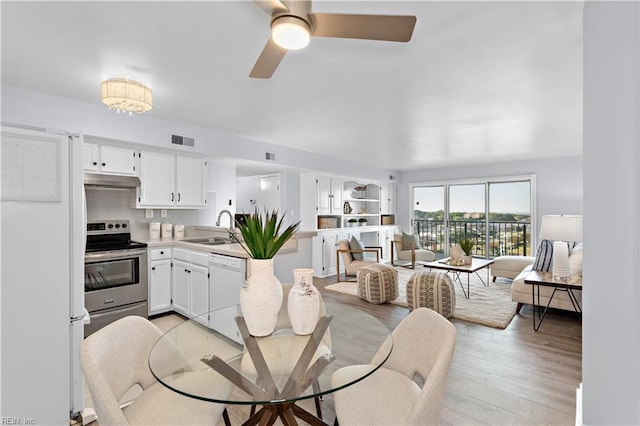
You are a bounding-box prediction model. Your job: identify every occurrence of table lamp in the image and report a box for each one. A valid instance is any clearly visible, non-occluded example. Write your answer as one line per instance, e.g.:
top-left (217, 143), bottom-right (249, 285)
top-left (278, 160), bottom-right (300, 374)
top-left (539, 215), bottom-right (583, 280)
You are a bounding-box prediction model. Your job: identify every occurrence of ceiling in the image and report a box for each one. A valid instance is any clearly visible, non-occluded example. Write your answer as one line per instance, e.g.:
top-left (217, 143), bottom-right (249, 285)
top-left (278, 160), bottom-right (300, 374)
top-left (1, 1), bottom-right (584, 174)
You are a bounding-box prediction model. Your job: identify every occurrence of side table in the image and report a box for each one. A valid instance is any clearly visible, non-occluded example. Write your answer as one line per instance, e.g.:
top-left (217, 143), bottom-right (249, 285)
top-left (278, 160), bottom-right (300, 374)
top-left (523, 271), bottom-right (582, 331)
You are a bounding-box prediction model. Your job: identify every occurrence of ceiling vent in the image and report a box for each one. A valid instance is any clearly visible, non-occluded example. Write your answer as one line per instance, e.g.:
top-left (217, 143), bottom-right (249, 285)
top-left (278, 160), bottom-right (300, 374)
top-left (265, 152), bottom-right (276, 161)
top-left (171, 134), bottom-right (195, 147)
top-left (389, 175), bottom-right (396, 181)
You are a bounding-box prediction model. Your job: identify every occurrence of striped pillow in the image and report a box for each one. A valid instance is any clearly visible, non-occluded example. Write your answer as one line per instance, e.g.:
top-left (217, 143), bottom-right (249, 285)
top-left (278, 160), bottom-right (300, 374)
top-left (532, 239), bottom-right (554, 272)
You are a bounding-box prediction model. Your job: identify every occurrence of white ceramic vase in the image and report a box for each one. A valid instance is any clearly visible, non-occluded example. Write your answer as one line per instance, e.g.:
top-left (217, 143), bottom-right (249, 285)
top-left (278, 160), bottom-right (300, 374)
top-left (450, 243), bottom-right (465, 261)
top-left (287, 268), bottom-right (320, 335)
top-left (240, 258), bottom-right (283, 336)
top-left (463, 255), bottom-right (473, 265)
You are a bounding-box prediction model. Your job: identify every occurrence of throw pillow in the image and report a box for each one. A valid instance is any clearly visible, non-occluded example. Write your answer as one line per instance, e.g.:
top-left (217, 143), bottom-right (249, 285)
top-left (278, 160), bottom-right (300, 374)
top-left (532, 239), bottom-right (554, 272)
top-left (569, 243), bottom-right (583, 276)
top-left (402, 232), bottom-right (421, 251)
top-left (349, 236), bottom-right (365, 260)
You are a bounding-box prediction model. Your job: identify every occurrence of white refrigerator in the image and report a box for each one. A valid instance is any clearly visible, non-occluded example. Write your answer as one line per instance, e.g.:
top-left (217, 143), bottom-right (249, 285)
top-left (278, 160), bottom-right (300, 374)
top-left (1, 125), bottom-right (86, 423)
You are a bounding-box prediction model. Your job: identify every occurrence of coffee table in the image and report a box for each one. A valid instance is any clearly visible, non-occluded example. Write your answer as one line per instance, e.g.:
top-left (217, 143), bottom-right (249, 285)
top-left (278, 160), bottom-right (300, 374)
top-left (422, 257), bottom-right (495, 298)
top-left (524, 270), bottom-right (582, 331)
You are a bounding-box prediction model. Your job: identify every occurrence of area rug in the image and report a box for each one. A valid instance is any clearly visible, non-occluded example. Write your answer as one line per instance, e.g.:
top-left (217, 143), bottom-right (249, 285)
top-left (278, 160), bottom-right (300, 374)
top-left (325, 267), bottom-right (517, 329)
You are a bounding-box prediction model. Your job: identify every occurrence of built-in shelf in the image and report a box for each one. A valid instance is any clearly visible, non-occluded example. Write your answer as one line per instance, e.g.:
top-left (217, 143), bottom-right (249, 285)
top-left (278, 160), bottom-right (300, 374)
top-left (309, 175), bottom-right (395, 231)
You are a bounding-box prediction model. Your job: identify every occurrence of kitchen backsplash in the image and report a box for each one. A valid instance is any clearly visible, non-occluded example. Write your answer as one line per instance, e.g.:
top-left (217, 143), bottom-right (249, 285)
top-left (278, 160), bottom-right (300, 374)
top-left (85, 187), bottom-right (217, 240)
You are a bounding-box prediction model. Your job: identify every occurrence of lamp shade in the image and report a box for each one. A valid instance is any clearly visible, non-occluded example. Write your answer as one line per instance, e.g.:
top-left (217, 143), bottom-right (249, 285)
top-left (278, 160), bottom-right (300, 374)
top-left (101, 78), bottom-right (152, 114)
top-left (540, 215), bottom-right (583, 242)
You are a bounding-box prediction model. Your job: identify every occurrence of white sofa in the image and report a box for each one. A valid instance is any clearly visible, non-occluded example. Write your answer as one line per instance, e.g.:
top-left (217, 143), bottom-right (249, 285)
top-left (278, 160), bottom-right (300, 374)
top-left (492, 250), bottom-right (582, 314)
top-left (511, 264), bottom-right (582, 313)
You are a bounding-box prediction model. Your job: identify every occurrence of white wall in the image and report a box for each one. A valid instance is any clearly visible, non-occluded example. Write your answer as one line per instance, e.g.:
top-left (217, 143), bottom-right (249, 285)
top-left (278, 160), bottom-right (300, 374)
top-left (396, 155), bottom-right (583, 232)
top-left (583, 2), bottom-right (640, 424)
top-left (1, 85), bottom-right (396, 182)
top-left (236, 175), bottom-right (260, 213)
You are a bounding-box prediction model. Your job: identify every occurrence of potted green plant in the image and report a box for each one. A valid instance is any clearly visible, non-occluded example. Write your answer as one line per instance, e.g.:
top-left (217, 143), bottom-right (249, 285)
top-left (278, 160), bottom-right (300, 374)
top-left (358, 218), bottom-right (368, 226)
top-left (458, 237), bottom-right (474, 264)
top-left (348, 218), bottom-right (358, 227)
top-left (231, 208), bottom-right (300, 259)
top-left (228, 209), bottom-right (300, 336)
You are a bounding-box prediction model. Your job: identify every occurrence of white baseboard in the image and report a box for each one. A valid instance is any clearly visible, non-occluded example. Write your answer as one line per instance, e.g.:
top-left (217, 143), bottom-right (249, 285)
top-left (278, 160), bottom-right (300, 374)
top-left (576, 382), bottom-right (583, 426)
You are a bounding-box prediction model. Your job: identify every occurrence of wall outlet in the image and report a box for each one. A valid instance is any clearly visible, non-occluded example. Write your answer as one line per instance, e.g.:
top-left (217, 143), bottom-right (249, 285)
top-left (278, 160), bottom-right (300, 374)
top-left (160, 209), bottom-right (167, 217)
top-left (145, 209), bottom-right (154, 219)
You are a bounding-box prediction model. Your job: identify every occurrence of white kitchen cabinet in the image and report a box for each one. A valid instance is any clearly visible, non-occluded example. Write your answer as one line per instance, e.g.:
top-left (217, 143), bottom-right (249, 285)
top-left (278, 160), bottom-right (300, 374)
top-left (312, 230), bottom-right (349, 277)
top-left (316, 176), bottom-right (343, 215)
top-left (83, 142), bottom-right (136, 175)
top-left (148, 247), bottom-right (172, 315)
top-left (171, 248), bottom-right (210, 325)
top-left (176, 156), bottom-right (207, 207)
top-left (138, 151), bottom-right (176, 207)
top-left (172, 258), bottom-right (190, 316)
top-left (137, 151), bottom-right (206, 208)
top-left (380, 183), bottom-right (397, 215)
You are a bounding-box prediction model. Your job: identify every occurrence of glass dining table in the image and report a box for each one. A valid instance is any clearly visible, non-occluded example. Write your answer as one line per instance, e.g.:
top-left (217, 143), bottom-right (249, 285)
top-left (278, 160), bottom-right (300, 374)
top-left (148, 301), bottom-right (392, 426)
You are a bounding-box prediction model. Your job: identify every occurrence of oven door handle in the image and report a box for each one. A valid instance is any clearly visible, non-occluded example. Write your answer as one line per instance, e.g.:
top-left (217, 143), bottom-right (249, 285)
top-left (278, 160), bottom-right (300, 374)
top-left (84, 248), bottom-right (147, 262)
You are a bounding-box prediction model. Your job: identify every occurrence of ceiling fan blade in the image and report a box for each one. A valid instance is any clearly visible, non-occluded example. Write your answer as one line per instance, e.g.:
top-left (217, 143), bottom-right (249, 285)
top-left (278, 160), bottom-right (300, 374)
top-left (310, 13), bottom-right (416, 42)
top-left (249, 38), bottom-right (288, 79)
top-left (252, 0), bottom-right (288, 15)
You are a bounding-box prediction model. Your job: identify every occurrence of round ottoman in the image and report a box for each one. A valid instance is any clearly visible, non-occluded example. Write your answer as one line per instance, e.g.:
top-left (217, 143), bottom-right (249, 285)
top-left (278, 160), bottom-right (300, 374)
top-left (356, 264), bottom-right (398, 304)
top-left (406, 271), bottom-right (456, 318)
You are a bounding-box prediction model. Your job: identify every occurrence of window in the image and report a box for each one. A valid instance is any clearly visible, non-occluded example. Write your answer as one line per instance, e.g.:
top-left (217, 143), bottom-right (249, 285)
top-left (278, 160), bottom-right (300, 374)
top-left (411, 176), bottom-right (534, 259)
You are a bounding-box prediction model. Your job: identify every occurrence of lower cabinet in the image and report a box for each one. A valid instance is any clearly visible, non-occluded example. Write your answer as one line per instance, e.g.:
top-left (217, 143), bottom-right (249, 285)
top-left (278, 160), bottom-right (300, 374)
top-left (312, 230), bottom-right (349, 278)
top-left (148, 246), bottom-right (247, 342)
top-left (171, 258), bottom-right (190, 316)
top-left (172, 248), bottom-right (210, 326)
top-left (148, 247), bottom-right (172, 315)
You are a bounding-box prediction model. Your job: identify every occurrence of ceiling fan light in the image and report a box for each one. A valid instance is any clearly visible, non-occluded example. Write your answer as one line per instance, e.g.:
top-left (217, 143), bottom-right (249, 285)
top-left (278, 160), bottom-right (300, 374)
top-left (271, 16), bottom-right (310, 50)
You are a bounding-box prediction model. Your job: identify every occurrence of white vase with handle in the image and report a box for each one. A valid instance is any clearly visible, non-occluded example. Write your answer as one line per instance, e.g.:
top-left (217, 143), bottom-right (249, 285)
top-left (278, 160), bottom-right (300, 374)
top-left (240, 258), bottom-right (283, 336)
top-left (287, 268), bottom-right (320, 335)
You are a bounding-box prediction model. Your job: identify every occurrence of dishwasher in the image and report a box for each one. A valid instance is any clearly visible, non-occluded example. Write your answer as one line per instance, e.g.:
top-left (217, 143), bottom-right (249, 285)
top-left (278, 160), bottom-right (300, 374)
top-left (208, 254), bottom-right (247, 345)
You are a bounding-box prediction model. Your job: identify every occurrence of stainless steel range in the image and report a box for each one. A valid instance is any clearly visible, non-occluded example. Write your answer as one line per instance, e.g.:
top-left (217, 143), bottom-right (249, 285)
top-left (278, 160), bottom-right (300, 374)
top-left (84, 220), bottom-right (148, 336)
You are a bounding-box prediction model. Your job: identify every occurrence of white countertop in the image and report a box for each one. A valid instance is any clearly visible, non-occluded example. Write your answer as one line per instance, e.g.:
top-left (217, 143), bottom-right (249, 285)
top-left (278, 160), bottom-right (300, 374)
top-left (142, 230), bottom-right (316, 259)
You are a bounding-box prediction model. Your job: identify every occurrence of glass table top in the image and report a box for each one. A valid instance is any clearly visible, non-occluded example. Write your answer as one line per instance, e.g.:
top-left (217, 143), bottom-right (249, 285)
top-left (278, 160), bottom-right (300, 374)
top-left (148, 301), bottom-right (392, 406)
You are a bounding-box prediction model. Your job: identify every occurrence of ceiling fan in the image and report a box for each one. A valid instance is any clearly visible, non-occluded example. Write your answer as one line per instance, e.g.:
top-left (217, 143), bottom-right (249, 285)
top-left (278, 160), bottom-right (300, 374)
top-left (249, 0), bottom-right (417, 78)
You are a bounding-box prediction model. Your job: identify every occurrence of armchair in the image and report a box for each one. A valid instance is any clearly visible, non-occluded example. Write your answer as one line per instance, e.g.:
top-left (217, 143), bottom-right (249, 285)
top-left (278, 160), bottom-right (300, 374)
top-left (391, 233), bottom-right (436, 269)
top-left (336, 239), bottom-right (382, 281)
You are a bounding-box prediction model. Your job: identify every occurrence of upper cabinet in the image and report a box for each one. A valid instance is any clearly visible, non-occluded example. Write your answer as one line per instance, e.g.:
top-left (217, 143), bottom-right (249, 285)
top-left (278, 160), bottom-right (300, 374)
top-left (316, 176), bottom-right (343, 215)
top-left (137, 151), bottom-right (207, 208)
top-left (83, 143), bottom-right (136, 175)
top-left (380, 183), bottom-right (397, 215)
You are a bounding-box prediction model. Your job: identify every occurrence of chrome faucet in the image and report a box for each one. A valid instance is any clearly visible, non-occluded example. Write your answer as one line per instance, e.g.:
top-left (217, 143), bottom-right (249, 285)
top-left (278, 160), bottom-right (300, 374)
top-left (216, 209), bottom-right (234, 227)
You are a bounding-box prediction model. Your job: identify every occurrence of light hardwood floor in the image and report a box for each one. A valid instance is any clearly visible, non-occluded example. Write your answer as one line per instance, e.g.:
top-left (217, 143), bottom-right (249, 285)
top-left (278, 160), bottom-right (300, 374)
top-left (150, 273), bottom-right (581, 426)
top-left (312, 273), bottom-right (582, 426)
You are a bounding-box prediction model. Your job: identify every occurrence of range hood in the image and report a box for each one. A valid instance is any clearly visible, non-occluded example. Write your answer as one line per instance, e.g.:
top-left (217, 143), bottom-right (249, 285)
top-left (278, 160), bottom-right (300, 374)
top-left (83, 173), bottom-right (141, 188)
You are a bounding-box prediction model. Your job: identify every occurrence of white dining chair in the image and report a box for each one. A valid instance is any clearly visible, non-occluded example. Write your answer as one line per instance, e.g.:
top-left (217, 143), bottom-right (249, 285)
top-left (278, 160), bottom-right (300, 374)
top-left (331, 307), bottom-right (457, 425)
top-left (81, 315), bottom-right (232, 425)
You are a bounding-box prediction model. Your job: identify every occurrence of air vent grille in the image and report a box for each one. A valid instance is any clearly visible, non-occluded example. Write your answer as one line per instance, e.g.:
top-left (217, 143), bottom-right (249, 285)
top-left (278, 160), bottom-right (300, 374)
top-left (171, 134), bottom-right (195, 147)
top-left (265, 152), bottom-right (276, 161)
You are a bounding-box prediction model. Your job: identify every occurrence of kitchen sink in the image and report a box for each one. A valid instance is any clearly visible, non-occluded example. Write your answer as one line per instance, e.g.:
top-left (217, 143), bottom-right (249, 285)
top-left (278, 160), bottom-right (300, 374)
top-left (182, 237), bottom-right (234, 246)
